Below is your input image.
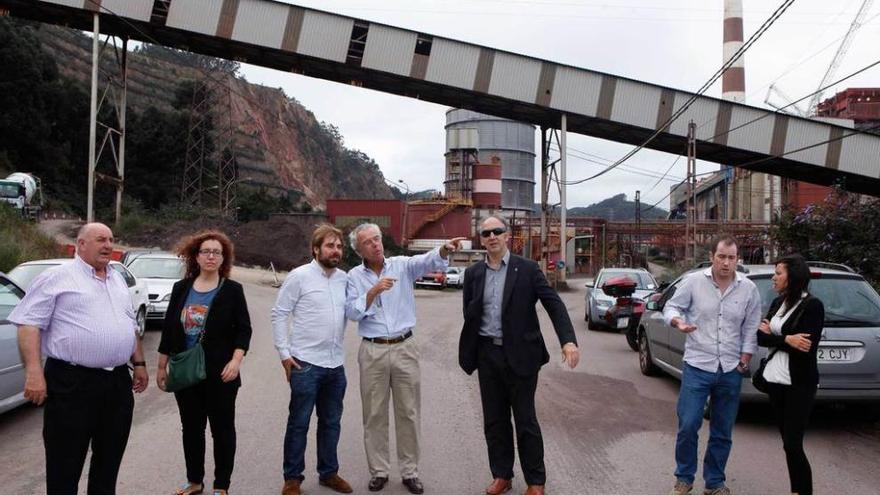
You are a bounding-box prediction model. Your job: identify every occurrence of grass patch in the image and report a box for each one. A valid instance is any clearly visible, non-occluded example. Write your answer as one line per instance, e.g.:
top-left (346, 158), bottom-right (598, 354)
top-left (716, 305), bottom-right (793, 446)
top-left (0, 203), bottom-right (59, 272)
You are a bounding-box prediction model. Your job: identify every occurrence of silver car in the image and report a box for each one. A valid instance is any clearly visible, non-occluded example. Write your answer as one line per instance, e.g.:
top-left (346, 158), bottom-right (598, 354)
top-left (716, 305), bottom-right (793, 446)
top-left (9, 259), bottom-right (150, 338)
top-left (637, 264), bottom-right (880, 402)
top-left (584, 268), bottom-right (658, 331)
top-left (125, 253), bottom-right (185, 321)
top-left (0, 273), bottom-right (27, 414)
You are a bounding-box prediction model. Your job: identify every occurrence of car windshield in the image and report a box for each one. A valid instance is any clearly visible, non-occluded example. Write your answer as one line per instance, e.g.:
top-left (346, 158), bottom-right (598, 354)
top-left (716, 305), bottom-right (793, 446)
top-left (446, 268), bottom-right (460, 274)
top-left (0, 277), bottom-right (24, 320)
top-left (0, 182), bottom-right (22, 198)
top-left (7, 263), bottom-right (55, 290)
top-left (598, 271), bottom-right (656, 290)
top-left (752, 275), bottom-right (880, 327)
top-left (127, 258), bottom-right (185, 279)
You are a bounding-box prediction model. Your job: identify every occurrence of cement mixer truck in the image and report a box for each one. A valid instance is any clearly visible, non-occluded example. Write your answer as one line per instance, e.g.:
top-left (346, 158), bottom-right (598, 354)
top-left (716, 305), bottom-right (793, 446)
top-left (0, 172), bottom-right (43, 221)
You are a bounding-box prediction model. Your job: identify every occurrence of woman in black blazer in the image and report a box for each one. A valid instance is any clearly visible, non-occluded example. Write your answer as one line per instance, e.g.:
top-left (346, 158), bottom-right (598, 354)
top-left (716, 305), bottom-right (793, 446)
top-left (157, 230), bottom-right (252, 495)
top-left (757, 253), bottom-right (824, 495)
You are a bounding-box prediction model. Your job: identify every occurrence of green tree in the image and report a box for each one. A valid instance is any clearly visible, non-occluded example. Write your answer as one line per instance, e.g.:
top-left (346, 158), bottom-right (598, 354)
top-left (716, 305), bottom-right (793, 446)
top-left (771, 186), bottom-right (880, 288)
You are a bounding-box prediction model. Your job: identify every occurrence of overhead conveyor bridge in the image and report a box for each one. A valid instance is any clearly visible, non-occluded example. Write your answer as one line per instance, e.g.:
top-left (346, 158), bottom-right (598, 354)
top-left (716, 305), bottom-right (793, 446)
top-left (3, 0), bottom-right (880, 196)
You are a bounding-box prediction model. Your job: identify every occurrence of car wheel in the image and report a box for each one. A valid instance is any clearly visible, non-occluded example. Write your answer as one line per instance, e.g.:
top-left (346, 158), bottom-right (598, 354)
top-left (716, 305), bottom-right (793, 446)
top-left (136, 306), bottom-right (146, 339)
top-left (585, 306), bottom-right (600, 330)
top-left (625, 322), bottom-right (639, 352)
top-left (638, 328), bottom-right (660, 376)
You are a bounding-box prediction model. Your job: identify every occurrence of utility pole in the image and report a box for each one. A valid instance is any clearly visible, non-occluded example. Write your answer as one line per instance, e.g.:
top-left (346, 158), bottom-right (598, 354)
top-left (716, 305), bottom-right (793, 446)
top-left (559, 114), bottom-right (567, 283)
top-left (635, 190), bottom-right (641, 267)
top-left (539, 127), bottom-right (548, 273)
top-left (686, 121), bottom-right (697, 264)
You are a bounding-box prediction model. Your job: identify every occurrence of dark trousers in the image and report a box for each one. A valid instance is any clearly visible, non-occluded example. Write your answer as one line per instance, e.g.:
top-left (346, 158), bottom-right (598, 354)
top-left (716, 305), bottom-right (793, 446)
top-left (283, 361), bottom-right (347, 482)
top-left (43, 358), bottom-right (134, 495)
top-left (174, 377), bottom-right (239, 490)
top-left (767, 382), bottom-right (817, 495)
top-left (477, 339), bottom-right (545, 486)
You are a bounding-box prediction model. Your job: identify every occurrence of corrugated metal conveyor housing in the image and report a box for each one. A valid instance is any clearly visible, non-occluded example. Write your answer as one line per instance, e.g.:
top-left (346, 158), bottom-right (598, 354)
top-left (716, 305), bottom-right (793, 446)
top-left (4, 0), bottom-right (880, 195)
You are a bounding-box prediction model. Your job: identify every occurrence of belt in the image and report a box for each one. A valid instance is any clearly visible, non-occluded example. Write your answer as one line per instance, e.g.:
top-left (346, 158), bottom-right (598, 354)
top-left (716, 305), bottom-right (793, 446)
top-left (363, 330), bottom-right (413, 345)
top-left (479, 336), bottom-right (503, 346)
top-left (47, 357), bottom-right (127, 374)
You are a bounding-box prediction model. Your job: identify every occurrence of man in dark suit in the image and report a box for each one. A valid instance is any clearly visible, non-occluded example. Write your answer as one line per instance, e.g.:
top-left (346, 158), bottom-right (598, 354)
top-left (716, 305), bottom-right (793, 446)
top-left (459, 215), bottom-right (580, 495)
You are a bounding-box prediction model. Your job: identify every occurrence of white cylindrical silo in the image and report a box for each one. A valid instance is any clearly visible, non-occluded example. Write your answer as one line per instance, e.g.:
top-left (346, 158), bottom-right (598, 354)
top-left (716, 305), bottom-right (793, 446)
top-left (444, 109), bottom-right (535, 211)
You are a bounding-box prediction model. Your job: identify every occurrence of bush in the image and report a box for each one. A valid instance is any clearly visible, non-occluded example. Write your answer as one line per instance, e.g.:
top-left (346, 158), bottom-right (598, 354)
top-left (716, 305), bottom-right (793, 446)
top-left (0, 203), bottom-right (59, 272)
top-left (770, 186), bottom-right (880, 289)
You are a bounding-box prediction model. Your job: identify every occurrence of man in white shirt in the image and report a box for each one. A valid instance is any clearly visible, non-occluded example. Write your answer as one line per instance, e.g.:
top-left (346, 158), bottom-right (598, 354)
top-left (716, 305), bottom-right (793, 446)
top-left (271, 225), bottom-right (352, 495)
top-left (662, 235), bottom-right (762, 495)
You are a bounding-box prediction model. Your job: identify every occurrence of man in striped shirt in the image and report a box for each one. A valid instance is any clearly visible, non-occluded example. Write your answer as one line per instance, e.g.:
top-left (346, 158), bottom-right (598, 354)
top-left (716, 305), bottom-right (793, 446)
top-left (9, 223), bottom-right (148, 495)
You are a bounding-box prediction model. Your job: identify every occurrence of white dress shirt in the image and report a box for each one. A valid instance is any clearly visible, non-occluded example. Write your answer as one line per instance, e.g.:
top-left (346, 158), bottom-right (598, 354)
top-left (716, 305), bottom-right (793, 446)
top-left (270, 259), bottom-right (348, 368)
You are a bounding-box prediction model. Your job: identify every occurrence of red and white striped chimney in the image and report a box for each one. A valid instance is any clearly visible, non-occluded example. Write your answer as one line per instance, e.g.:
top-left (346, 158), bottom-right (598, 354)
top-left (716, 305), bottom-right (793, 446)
top-left (722, 0), bottom-right (745, 102)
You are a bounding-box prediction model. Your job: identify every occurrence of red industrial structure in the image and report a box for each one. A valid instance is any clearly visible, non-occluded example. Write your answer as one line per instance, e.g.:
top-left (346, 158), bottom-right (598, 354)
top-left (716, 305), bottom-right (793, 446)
top-left (326, 199), bottom-right (406, 245)
top-left (817, 88), bottom-right (880, 130)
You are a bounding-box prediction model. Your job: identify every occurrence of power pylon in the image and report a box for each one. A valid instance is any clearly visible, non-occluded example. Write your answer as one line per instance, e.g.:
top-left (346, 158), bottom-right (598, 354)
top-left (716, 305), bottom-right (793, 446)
top-left (182, 72), bottom-right (237, 217)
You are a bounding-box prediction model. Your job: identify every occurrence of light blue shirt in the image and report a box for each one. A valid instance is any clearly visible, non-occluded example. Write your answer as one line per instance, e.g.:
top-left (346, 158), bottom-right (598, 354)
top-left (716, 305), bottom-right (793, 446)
top-left (345, 248), bottom-right (448, 338)
top-left (271, 260), bottom-right (348, 368)
top-left (663, 268), bottom-right (762, 373)
top-left (480, 250), bottom-right (510, 339)
top-left (8, 256), bottom-right (137, 369)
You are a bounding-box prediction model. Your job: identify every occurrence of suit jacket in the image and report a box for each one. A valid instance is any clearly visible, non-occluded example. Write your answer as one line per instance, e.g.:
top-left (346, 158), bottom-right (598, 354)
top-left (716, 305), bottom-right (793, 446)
top-left (757, 294), bottom-right (824, 388)
top-left (158, 278), bottom-right (252, 385)
top-left (459, 253), bottom-right (577, 377)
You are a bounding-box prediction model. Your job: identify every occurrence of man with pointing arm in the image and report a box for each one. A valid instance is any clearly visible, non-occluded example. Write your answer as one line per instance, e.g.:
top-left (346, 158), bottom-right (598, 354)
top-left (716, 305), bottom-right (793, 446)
top-left (459, 215), bottom-right (579, 495)
top-left (345, 222), bottom-right (465, 494)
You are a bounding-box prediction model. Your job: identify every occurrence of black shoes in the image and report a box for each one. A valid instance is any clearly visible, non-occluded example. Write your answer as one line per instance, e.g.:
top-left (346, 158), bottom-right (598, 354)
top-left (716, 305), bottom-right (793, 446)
top-left (368, 476), bottom-right (388, 492)
top-left (402, 477), bottom-right (424, 494)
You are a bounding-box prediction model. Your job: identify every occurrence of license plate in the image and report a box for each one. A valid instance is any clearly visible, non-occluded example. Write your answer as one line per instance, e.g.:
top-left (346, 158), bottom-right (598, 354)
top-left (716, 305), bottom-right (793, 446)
top-left (617, 317), bottom-right (629, 329)
top-left (817, 346), bottom-right (856, 363)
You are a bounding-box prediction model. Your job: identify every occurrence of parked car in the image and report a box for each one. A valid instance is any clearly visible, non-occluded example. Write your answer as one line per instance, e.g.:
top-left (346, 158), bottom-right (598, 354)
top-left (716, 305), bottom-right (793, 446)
top-left (445, 266), bottom-right (464, 288)
top-left (8, 259), bottom-right (150, 337)
top-left (124, 252), bottom-right (185, 321)
top-left (584, 268), bottom-right (658, 331)
top-left (0, 273), bottom-right (27, 414)
top-left (415, 270), bottom-right (446, 289)
top-left (637, 263), bottom-right (880, 403)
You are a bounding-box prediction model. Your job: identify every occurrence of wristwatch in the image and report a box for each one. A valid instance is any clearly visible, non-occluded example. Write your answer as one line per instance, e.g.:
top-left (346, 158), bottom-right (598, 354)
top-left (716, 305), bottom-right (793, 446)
top-left (737, 361), bottom-right (749, 372)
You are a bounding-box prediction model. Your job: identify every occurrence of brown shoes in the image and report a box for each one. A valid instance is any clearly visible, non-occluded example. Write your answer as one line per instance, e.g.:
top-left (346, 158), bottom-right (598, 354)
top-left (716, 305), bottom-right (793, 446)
top-left (281, 479), bottom-right (301, 495)
top-left (524, 485), bottom-right (545, 495)
top-left (486, 478), bottom-right (512, 495)
top-left (319, 474), bottom-right (353, 494)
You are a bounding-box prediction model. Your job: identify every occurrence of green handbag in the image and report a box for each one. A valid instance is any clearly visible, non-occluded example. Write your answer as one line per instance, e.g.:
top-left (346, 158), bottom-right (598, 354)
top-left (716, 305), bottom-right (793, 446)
top-left (164, 279), bottom-right (224, 393)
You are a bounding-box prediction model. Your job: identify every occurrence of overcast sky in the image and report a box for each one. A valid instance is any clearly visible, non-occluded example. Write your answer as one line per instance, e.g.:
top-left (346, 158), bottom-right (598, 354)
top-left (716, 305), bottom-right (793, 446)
top-left (238, 0), bottom-right (880, 210)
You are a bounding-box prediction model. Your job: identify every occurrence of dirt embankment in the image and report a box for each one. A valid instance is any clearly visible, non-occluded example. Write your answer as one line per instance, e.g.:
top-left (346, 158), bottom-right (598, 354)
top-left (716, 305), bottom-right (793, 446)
top-left (117, 214), bottom-right (326, 272)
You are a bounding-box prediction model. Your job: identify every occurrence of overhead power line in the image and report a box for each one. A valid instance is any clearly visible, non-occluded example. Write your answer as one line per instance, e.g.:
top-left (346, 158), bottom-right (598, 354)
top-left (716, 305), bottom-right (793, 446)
top-left (562, 0), bottom-right (798, 186)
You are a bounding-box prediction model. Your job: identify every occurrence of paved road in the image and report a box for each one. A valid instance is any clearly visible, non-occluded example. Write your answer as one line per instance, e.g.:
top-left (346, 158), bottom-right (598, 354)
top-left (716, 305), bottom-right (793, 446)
top-left (1, 279), bottom-right (879, 494)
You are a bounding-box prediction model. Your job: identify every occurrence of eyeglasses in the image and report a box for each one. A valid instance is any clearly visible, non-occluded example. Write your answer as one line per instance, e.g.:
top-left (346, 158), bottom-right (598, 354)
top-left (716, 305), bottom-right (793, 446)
top-left (480, 227), bottom-right (507, 238)
top-left (198, 249), bottom-right (223, 257)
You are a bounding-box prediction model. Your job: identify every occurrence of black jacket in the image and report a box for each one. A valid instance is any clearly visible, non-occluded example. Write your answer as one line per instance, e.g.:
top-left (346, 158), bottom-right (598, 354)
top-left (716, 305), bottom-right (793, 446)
top-left (459, 254), bottom-right (577, 377)
top-left (757, 294), bottom-right (824, 388)
top-left (158, 278), bottom-right (252, 385)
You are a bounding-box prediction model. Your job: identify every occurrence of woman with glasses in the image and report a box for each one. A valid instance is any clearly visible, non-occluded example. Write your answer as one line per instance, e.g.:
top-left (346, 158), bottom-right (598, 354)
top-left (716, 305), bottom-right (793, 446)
top-left (157, 230), bottom-right (252, 495)
top-left (757, 253), bottom-right (824, 495)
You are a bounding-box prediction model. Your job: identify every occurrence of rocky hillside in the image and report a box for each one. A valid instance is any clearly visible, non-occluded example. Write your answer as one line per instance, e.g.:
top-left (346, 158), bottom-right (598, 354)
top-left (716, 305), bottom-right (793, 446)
top-left (32, 23), bottom-right (393, 208)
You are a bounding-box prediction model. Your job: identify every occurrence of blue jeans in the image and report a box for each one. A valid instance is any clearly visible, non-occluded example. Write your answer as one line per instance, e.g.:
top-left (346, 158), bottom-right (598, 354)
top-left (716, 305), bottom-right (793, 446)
top-left (675, 362), bottom-right (742, 489)
top-left (283, 361), bottom-right (347, 482)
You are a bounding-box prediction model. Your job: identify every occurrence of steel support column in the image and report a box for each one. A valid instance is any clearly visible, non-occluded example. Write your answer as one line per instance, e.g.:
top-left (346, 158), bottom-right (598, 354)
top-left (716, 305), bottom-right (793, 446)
top-left (559, 113), bottom-right (567, 282)
top-left (86, 13), bottom-right (129, 225)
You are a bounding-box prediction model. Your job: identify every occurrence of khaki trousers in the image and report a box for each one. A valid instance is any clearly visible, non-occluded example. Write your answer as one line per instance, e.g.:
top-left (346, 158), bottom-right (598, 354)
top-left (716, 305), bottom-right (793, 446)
top-left (358, 336), bottom-right (421, 478)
